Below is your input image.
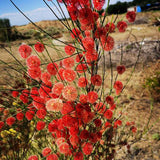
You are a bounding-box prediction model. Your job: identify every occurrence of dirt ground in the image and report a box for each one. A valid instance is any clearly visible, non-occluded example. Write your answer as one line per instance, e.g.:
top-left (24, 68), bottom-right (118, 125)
top-left (0, 11), bottom-right (160, 160)
top-left (114, 60), bottom-right (160, 160)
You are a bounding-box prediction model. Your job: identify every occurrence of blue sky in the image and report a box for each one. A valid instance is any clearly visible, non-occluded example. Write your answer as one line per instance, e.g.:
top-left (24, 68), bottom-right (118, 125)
top-left (0, 0), bottom-right (133, 26)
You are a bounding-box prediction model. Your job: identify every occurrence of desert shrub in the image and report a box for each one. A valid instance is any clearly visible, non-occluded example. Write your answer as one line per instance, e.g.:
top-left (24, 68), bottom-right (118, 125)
top-left (108, 2), bottom-right (128, 14)
top-left (0, 18), bottom-right (12, 42)
top-left (0, 0), bottom-right (156, 160)
top-left (145, 71), bottom-right (160, 102)
top-left (152, 133), bottom-right (160, 141)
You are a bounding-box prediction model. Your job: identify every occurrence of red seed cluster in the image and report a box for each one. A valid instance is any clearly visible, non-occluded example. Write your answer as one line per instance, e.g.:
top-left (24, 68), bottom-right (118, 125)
top-left (2, 3), bottom-right (139, 160)
top-left (126, 11), bottom-right (136, 23)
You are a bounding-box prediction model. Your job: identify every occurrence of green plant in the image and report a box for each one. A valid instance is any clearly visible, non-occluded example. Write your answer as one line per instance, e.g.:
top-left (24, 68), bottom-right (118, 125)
top-left (145, 71), bottom-right (160, 101)
top-left (152, 133), bottom-right (160, 141)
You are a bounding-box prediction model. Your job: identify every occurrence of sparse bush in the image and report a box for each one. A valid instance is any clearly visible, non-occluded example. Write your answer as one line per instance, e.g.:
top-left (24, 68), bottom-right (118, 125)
top-left (152, 133), bottom-right (160, 141)
top-left (0, 18), bottom-right (12, 42)
top-left (145, 71), bottom-right (160, 102)
top-left (0, 0), bottom-right (158, 160)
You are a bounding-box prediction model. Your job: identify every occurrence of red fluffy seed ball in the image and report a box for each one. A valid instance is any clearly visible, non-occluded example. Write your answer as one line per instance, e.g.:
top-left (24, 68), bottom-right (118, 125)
top-left (41, 72), bottom-right (51, 83)
top-left (28, 155), bottom-right (38, 160)
top-left (93, 11), bottom-right (99, 22)
top-left (28, 67), bottom-right (41, 79)
top-left (62, 85), bottom-right (77, 101)
top-left (62, 115), bottom-right (77, 128)
top-left (82, 37), bottom-right (94, 52)
top-left (82, 142), bottom-right (93, 155)
top-left (101, 35), bottom-right (114, 51)
top-left (78, 77), bottom-right (88, 88)
top-left (85, 50), bottom-right (98, 63)
top-left (19, 44), bottom-right (32, 59)
top-left (46, 154), bottom-right (58, 160)
top-left (62, 57), bottom-right (75, 69)
top-left (6, 117), bottom-right (16, 126)
top-left (34, 42), bottom-right (44, 53)
top-left (69, 127), bottom-right (79, 136)
top-left (48, 121), bottom-right (57, 132)
top-left (61, 101), bottom-right (74, 115)
top-left (65, 44), bottom-right (75, 55)
top-left (126, 11), bottom-right (136, 23)
top-left (93, 0), bottom-right (105, 10)
top-left (25, 110), bottom-right (35, 121)
top-left (26, 55), bottom-right (41, 68)
top-left (70, 135), bottom-right (80, 147)
top-left (94, 119), bottom-right (102, 127)
top-left (94, 26), bottom-right (106, 38)
top-left (63, 69), bottom-right (76, 82)
top-left (56, 137), bottom-right (66, 147)
top-left (36, 109), bottom-right (46, 119)
top-left (78, 7), bottom-right (93, 27)
top-left (46, 98), bottom-right (63, 112)
top-left (84, 30), bottom-right (91, 37)
top-left (117, 21), bottom-right (128, 32)
top-left (19, 94), bottom-right (28, 103)
top-left (57, 68), bottom-right (65, 81)
top-left (16, 112), bottom-right (24, 121)
top-left (79, 94), bottom-right (88, 104)
top-left (47, 63), bottom-right (59, 75)
top-left (104, 109), bottom-right (113, 119)
top-left (39, 85), bottom-right (51, 98)
top-left (105, 22), bottom-right (115, 33)
top-left (105, 96), bottom-right (114, 105)
top-left (114, 81), bottom-right (123, 91)
top-left (0, 121), bottom-right (4, 129)
top-left (73, 152), bottom-right (84, 160)
top-left (36, 121), bottom-right (45, 131)
top-left (42, 147), bottom-right (52, 157)
top-left (12, 91), bottom-right (19, 98)
top-left (91, 74), bottom-right (102, 86)
top-left (57, 119), bottom-right (65, 130)
top-left (80, 130), bottom-right (89, 140)
top-left (87, 91), bottom-right (98, 104)
top-left (89, 133), bottom-right (98, 143)
top-left (79, 0), bottom-right (90, 7)
top-left (117, 65), bottom-right (126, 74)
top-left (67, 5), bottom-right (78, 21)
top-left (52, 82), bottom-right (64, 96)
top-left (131, 126), bottom-right (137, 133)
top-left (33, 97), bottom-right (45, 110)
top-left (30, 87), bottom-right (39, 99)
top-left (58, 142), bottom-right (70, 154)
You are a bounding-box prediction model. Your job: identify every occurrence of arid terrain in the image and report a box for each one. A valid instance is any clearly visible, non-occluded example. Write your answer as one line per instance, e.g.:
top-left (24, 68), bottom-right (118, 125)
top-left (0, 11), bottom-right (160, 160)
